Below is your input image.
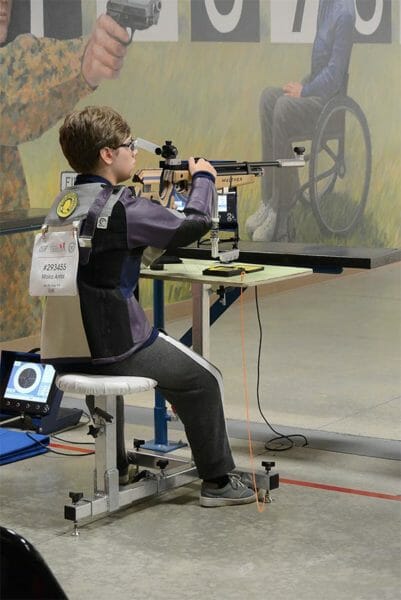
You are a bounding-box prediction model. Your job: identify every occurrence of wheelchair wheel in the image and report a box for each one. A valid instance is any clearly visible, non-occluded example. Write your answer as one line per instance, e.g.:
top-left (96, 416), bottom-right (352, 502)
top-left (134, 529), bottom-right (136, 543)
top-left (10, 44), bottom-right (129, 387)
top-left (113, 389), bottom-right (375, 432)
top-left (309, 96), bottom-right (371, 235)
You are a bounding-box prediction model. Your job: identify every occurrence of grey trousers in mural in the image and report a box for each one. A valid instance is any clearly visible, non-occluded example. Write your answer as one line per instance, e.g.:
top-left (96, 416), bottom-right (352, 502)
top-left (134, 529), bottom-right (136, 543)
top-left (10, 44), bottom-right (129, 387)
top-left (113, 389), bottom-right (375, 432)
top-left (259, 87), bottom-right (325, 237)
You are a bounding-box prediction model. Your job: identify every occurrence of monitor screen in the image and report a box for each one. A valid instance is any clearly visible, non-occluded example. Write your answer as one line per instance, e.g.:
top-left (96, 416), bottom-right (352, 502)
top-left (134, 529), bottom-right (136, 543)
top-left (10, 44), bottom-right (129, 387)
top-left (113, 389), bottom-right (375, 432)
top-left (217, 194), bottom-right (228, 212)
top-left (4, 361), bottom-right (56, 404)
top-left (173, 190), bottom-right (236, 219)
top-left (174, 195), bottom-right (187, 211)
top-left (174, 193), bottom-right (229, 213)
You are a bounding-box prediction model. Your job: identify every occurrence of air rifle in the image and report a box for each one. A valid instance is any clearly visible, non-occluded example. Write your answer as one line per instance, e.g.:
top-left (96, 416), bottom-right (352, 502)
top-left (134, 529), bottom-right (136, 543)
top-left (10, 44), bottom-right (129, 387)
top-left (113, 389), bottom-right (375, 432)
top-left (133, 139), bottom-right (305, 261)
top-left (133, 140), bottom-right (305, 206)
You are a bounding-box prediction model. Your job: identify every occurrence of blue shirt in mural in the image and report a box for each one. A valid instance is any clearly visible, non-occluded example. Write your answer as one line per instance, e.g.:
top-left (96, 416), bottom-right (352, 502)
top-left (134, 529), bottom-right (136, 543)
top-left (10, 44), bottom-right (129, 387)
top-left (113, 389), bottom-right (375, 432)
top-left (302, 0), bottom-right (356, 100)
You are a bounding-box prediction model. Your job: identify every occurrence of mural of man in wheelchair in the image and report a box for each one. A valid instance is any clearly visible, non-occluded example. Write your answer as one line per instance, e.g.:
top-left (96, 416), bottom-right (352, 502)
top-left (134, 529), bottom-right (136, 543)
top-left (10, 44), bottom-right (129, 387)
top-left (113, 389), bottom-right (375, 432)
top-left (246, 0), bottom-right (371, 242)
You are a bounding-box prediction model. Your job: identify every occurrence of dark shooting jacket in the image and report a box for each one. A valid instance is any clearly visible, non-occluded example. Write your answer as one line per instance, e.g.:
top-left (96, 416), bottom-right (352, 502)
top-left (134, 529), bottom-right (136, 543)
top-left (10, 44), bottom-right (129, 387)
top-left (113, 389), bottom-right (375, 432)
top-left (40, 173), bottom-right (214, 364)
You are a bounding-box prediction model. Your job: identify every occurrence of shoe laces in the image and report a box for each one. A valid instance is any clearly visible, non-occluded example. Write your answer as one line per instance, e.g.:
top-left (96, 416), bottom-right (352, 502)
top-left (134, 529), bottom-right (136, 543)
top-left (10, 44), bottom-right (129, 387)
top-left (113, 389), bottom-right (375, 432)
top-left (228, 474), bottom-right (247, 490)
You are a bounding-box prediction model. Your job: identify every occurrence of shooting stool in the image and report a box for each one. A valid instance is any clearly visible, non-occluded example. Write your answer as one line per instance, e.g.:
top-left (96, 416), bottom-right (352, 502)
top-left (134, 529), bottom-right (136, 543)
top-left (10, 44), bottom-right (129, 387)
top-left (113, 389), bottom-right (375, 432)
top-left (56, 374), bottom-right (157, 517)
top-left (55, 374), bottom-right (278, 527)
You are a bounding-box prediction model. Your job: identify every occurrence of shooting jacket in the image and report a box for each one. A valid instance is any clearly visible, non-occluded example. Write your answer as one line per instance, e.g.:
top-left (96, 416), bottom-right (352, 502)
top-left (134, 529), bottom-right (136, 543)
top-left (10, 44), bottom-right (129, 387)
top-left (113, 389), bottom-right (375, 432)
top-left (40, 174), bottom-right (214, 364)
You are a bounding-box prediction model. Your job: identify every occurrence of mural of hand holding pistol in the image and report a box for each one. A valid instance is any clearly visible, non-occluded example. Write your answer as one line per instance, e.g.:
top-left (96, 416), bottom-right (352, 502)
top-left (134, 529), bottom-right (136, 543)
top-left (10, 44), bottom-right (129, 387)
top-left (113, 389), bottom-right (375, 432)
top-left (0, 0), bottom-right (130, 341)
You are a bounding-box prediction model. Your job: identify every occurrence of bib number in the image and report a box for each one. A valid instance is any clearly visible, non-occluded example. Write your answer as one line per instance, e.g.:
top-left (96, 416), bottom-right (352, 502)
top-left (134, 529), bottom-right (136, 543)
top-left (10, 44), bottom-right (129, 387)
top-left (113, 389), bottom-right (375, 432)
top-left (29, 228), bottom-right (79, 296)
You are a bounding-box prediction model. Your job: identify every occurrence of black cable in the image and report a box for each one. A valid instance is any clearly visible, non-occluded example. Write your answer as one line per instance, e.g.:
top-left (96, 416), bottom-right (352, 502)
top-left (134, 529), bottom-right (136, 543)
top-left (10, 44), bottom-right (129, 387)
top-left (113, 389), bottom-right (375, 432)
top-left (25, 431), bottom-right (94, 457)
top-left (254, 286), bottom-right (308, 451)
top-left (50, 411), bottom-right (95, 445)
top-left (51, 435), bottom-right (95, 446)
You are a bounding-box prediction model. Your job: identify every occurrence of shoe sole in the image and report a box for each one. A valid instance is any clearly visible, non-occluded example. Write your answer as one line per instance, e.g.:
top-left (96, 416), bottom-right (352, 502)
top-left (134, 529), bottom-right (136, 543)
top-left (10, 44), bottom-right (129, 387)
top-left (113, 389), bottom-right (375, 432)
top-left (199, 494), bottom-right (256, 507)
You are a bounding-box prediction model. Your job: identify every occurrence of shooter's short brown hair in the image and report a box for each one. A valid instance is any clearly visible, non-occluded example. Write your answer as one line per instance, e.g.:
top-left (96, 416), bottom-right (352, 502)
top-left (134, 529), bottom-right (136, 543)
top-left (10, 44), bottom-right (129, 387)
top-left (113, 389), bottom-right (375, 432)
top-left (59, 106), bottom-right (131, 173)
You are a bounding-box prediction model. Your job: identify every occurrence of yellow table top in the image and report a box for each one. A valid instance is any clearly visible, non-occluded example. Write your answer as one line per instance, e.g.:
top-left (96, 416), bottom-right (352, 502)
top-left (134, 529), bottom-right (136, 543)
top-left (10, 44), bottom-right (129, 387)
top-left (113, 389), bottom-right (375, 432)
top-left (140, 258), bottom-right (311, 288)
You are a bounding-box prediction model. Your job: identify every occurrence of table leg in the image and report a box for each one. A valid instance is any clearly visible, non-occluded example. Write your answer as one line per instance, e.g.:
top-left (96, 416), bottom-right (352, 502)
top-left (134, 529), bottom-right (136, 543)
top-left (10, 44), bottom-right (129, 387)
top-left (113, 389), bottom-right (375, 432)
top-left (191, 282), bottom-right (211, 359)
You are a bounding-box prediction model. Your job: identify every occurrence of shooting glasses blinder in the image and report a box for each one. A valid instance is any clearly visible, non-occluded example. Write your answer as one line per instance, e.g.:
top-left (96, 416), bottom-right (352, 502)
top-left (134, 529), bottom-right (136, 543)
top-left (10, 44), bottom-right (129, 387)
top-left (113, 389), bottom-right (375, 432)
top-left (117, 138), bottom-right (138, 152)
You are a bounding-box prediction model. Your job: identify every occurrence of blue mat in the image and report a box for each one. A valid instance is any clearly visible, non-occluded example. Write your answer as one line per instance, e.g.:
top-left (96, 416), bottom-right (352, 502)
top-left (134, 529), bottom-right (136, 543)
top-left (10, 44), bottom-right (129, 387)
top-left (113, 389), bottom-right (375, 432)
top-left (0, 429), bottom-right (50, 465)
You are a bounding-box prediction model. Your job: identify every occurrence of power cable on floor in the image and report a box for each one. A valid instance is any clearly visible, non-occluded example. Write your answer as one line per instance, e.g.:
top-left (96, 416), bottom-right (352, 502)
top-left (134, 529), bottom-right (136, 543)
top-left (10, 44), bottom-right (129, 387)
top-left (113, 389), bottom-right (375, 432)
top-left (253, 286), bottom-right (308, 452)
top-left (50, 411), bottom-right (95, 446)
top-left (25, 431), bottom-right (95, 457)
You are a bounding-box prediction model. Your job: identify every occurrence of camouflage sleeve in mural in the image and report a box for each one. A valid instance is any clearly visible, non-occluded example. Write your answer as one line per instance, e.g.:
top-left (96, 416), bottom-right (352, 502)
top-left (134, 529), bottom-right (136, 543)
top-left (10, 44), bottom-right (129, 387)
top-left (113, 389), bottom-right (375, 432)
top-left (0, 34), bottom-right (94, 342)
top-left (0, 34), bottom-right (93, 145)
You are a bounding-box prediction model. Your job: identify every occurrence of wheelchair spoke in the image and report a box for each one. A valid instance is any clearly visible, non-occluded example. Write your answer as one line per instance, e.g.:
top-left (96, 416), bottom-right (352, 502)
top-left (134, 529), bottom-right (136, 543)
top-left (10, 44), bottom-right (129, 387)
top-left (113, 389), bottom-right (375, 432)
top-left (314, 164), bottom-right (337, 184)
top-left (320, 142), bottom-right (338, 163)
top-left (309, 97), bottom-right (371, 235)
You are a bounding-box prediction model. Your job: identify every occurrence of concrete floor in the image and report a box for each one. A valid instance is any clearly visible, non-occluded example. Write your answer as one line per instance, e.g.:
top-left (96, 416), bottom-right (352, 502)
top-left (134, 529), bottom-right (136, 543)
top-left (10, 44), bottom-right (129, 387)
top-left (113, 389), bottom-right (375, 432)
top-left (1, 262), bottom-right (400, 599)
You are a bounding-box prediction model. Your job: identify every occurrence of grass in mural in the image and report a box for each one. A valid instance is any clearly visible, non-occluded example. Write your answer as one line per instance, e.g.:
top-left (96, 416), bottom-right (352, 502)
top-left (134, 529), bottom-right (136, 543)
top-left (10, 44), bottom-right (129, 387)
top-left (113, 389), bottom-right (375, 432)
top-left (19, 3), bottom-right (400, 316)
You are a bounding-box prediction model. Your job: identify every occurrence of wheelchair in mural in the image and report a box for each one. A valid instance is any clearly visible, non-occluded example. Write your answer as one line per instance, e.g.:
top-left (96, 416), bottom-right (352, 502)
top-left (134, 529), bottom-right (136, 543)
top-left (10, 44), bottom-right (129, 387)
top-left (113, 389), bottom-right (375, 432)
top-left (293, 78), bottom-right (372, 236)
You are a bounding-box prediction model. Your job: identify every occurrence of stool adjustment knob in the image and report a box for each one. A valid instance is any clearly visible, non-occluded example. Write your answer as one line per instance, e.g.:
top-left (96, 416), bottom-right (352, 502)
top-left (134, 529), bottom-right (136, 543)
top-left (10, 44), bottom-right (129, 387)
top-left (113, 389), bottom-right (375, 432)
top-left (261, 461), bottom-right (275, 473)
top-left (69, 491), bottom-right (83, 504)
top-left (87, 424), bottom-right (100, 438)
top-left (66, 491), bottom-right (85, 536)
top-left (133, 438), bottom-right (145, 450)
top-left (156, 459), bottom-right (169, 471)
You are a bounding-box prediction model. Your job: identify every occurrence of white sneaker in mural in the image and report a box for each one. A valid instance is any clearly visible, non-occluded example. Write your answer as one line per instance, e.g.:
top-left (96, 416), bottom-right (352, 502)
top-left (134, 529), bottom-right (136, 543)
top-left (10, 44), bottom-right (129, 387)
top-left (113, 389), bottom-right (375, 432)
top-left (252, 208), bottom-right (277, 241)
top-left (245, 203), bottom-right (271, 238)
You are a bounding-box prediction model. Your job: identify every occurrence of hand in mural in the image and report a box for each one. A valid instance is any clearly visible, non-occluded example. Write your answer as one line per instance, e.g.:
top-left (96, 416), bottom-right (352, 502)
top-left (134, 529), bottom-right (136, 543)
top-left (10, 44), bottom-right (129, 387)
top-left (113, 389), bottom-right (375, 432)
top-left (0, 2), bottom-right (132, 343)
top-left (0, 0), bottom-right (12, 43)
top-left (81, 14), bottom-right (130, 89)
top-left (283, 82), bottom-right (303, 98)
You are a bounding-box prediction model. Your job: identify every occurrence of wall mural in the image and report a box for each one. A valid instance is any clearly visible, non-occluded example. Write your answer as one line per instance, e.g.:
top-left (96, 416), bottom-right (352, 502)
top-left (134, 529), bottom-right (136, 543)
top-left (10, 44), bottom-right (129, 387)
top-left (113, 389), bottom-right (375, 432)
top-left (1, 0), bottom-right (400, 342)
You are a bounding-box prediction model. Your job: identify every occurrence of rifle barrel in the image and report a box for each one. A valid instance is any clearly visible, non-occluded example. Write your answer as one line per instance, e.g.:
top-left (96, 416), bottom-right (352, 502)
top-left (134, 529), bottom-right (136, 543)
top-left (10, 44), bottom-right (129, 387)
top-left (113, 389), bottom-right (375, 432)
top-left (211, 161), bottom-right (281, 174)
top-left (159, 159), bottom-right (303, 174)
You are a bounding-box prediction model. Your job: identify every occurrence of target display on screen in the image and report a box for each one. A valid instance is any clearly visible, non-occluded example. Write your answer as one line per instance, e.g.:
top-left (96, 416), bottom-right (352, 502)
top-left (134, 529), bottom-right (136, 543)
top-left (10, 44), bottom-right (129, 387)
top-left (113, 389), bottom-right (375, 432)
top-left (4, 361), bottom-right (56, 403)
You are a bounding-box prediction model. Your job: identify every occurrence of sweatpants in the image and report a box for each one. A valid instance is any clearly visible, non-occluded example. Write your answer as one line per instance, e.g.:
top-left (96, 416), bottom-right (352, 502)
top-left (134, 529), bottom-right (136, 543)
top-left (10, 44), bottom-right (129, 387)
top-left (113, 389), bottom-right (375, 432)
top-left (58, 332), bottom-right (235, 480)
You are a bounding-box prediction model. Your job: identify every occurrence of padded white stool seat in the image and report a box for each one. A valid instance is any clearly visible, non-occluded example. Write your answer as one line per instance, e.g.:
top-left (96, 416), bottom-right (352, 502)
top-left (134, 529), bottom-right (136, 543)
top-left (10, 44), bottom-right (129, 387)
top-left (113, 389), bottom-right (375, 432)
top-left (56, 373), bottom-right (158, 512)
top-left (56, 374), bottom-right (157, 396)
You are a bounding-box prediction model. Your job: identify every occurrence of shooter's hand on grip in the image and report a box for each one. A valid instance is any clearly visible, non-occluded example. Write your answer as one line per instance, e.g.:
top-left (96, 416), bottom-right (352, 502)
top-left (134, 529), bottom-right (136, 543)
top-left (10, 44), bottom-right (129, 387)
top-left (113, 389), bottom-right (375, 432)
top-left (188, 157), bottom-right (217, 180)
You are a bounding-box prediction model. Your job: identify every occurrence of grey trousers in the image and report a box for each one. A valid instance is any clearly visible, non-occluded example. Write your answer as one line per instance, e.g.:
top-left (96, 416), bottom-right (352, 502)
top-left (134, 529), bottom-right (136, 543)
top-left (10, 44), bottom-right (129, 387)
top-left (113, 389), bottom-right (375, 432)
top-left (259, 86), bottom-right (325, 237)
top-left (60, 332), bottom-right (235, 480)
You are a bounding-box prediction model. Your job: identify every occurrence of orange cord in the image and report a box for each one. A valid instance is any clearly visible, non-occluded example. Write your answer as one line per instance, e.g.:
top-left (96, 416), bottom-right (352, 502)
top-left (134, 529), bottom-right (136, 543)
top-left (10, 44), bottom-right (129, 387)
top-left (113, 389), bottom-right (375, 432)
top-left (239, 273), bottom-right (266, 513)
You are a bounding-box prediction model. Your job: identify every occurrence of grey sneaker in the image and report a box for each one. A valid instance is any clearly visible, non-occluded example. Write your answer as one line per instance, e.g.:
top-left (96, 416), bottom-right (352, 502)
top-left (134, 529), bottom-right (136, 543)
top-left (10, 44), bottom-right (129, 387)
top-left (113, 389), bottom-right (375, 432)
top-left (200, 474), bottom-right (257, 507)
top-left (252, 208), bottom-right (277, 242)
top-left (245, 203), bottom-right (271, 238)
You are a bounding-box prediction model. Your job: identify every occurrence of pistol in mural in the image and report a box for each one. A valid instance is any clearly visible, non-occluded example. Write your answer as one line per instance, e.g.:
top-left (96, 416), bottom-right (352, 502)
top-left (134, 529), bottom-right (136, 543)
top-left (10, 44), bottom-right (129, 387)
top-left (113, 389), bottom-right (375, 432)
top-left (247, 0), bottom-right (371, 242)
top-left (106, 0), bottom-right (161, 40)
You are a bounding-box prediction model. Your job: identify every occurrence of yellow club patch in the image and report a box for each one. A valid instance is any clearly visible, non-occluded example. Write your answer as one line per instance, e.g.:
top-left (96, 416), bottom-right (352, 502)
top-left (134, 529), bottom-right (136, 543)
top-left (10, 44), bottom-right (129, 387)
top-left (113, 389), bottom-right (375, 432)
top-left (56, 192), bottom-right (78, 218)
